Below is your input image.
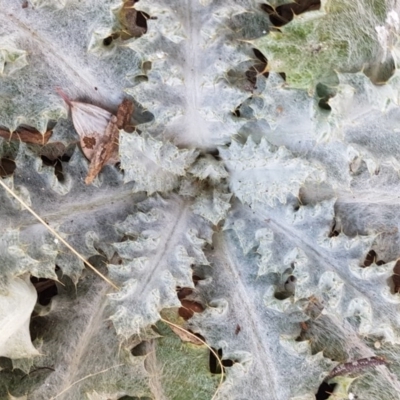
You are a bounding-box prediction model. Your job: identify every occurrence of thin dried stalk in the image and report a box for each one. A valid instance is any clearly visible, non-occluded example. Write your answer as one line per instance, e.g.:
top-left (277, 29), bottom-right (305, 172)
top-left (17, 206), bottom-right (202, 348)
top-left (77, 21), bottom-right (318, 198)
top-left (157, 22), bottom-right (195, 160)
top-left (50, 363), bottom-right (124, 399)
top-left (0, 179), bottom-right (118, 289)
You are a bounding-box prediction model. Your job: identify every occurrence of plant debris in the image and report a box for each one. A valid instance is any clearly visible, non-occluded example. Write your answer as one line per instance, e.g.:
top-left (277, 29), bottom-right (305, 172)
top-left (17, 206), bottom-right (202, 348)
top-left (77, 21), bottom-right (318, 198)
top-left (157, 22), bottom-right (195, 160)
top-left (326, 356), bottom-right (388, 379)
top-left (0, 126), bottom-right (52, 144)
top-left (119, 0), bottom-right (148, 39)
top-left (57, 89), bottom-right (134, 184)
top-left (116, 98), bottom-right (135, 131)
top-left (85, 115), bottom-right (119, 184)
top-left (392, 260), bottom-right (400, 293)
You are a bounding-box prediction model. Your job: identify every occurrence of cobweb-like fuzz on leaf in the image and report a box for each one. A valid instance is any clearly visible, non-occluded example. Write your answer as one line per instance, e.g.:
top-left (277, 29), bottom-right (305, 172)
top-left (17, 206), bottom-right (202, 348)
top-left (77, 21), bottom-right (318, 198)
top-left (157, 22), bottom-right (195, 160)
top-left (219, 136), bottom-right (325, 207)
top-left (185, 202), bottom-right (335, 400)
top-left (3, 0), bottom-right (400, 399)
top-left (254, 0), bottom-right (389, 88)
top-left (108, 194), bottom-right (213, 337)
top-left (0, 229), bottom-right (57, 292)
top-left (119, 131), bottom-right (198, 194)
top-left (191, 188), bottom-right (232, 225)
top-left (0, 0), bottom-right (141, 132)
top-left (194, 198), bottom-right (400, 399)
top-left (126, 0), bottom-right (251, 149)
top-left (0, 271), bottom-right (150, 400)
top-left (0, 140), bottom-right (140, 284)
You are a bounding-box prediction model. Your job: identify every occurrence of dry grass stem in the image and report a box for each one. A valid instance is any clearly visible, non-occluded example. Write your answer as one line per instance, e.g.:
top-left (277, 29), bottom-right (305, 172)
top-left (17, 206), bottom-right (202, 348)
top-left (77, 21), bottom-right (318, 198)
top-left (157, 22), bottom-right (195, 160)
top-left (50, 363), bottom-right (124, 399)
top-left (0, 179), bottom-right (119, 290)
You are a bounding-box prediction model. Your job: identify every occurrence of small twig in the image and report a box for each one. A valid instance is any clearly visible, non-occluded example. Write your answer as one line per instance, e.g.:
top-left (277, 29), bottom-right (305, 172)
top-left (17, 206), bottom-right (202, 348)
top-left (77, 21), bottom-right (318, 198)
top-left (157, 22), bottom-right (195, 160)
top-left (327, 356), bottom-right (388, 380)
top-left (49, 363), bottom-right (124, 399)
top-left (160, 317), bottom-right (224, 400)
top-left (0, 179), bottom-right (118, 290)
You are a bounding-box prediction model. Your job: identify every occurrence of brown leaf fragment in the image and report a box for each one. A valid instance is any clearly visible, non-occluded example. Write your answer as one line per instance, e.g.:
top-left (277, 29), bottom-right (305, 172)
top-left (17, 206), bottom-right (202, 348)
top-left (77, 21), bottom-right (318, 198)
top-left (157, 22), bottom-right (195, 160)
top-left (116, 98), bottom-right (134, 130)
top-left (178, 300), bottom-right (205, 320)
top-left (57, 89), bottom-right (114, 160)
top-left (57, 89), bottom-right (122, 184)
top-left (82, 136), bottom-right (97, 150)
top-left (168, 324), bottom-right (204, 346)
top-left (57, 90), bottom-right (137, 183)
top-left (0, 127), bottom-right (52, 145)
top-left (327, 356), bottom-right (388, 379)
top-left (177, 287), bottom-right (193, 300)
top-left (392, 260), bottom-right (400, 293)
top-left (192, 275), bottom-right (203, 285)
top-left (85, 115), bottom-right (119, 185)
top-left (119, 0), bottom-right (147, 40)
top-left (363, 249), bottom-right (377, 267)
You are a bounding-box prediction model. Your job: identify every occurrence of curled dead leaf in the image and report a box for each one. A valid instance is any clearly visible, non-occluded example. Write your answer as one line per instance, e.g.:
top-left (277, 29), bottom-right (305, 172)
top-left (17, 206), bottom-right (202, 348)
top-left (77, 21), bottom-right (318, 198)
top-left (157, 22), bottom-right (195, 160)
top-left (119, 0), bottom-right (148, 40)
top-left (85, 115), bottom-right (119, 185)
top-left (57, 89), bottom-right (134, 184)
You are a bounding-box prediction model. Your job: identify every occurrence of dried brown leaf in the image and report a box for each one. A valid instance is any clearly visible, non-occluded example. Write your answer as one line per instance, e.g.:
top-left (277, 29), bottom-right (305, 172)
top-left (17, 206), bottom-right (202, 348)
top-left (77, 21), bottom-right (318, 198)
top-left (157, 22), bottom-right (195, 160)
top-left (70, 102), bottom-right (114, 163)
top-left (363, 249), bottom-right (377, 267)
top-left (177, 287), bottom-right (193, 300)
top-left (178, 299), bottom-right (205, 320)
top-left (0, 127), bottom-right (52, 144)
top-left (85, 115), bottom-right (119, 185)
top-left (116, 98), bottom-right (134, 130)
top-left (57, 89), bottom-right (136, 184)
top-left (119, 0), bottom-right (147, 40)
top-left (327, 356), bottom-right (388, 379)
top-left (392, 260), bottom-right (400, 293)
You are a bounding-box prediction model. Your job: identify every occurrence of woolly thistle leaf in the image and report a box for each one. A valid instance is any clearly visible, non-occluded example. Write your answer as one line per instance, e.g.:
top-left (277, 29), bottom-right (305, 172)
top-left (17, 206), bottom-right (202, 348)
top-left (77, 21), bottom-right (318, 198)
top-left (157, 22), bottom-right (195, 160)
top-left (186, 198), bottom-right (400, 399)
top-left (186, 210), bottom-right (336, 400)
top-left (254, 0), bottom-right (390, 89)
top-left (119, 131), bottom-right (198, 194)
top-left (188, 155), bottom-right (229, 185)
top-left (108, 194), bottom-right (213, 337)
top-left (126, 0), bottom-right (251, 150)
top-left (0, 43), bottom-right (28, 76)
top-left (0, 0), bottom-right (142, 132)
top-left (219, 137), bottom-right (325, 207)
top-left (0, 271), bottom-right (151, 400)
top-left (191, 188), bottom-right (232, 225)
top-left (0, 229), bottom-right (58, 293)
top-left (2, 0), bottom-right (400, 399)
